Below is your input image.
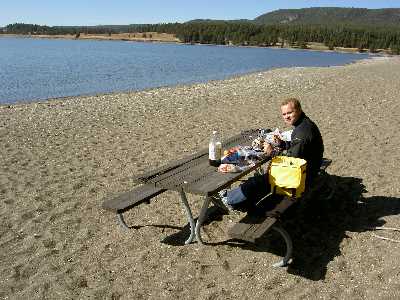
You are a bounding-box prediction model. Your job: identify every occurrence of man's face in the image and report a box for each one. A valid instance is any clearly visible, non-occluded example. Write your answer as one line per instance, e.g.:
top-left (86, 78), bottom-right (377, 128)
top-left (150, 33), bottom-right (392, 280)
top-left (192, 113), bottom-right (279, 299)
top-left (281, 103), bottom-right (302, 126)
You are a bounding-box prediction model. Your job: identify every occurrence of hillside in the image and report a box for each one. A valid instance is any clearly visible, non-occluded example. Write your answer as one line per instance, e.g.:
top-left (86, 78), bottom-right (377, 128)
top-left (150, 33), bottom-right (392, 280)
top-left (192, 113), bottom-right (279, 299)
top-left (185, 19), bottom-right (251, 24)
top-left (254, 7), bottom-right (400, 27)
top-left (3, 7), bottom-right (400, 54)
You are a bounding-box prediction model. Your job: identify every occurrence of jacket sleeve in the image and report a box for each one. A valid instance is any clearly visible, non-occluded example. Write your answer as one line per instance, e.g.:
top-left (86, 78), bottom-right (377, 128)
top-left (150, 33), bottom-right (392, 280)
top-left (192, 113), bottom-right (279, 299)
top-left (286, 136), bottom-right (306, 158)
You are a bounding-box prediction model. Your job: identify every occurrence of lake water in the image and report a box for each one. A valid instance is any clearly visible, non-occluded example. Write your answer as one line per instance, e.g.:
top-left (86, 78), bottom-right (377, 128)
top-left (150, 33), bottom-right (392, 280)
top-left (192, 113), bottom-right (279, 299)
top-left (0, 36), bottom-right (369, 104)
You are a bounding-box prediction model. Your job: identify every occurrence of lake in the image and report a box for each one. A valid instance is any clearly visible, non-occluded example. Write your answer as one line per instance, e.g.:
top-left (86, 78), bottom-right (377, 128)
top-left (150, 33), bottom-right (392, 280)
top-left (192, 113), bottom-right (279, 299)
top-left (0, 36), bottom-right (369, 104)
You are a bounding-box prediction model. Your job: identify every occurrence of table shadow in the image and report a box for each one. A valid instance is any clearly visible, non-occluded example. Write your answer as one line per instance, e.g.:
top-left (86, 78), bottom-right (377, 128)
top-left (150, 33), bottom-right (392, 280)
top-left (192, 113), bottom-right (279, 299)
top-left (205, 175), bottom-right (400, 281)
top-left (283, 175), bottom-right (400, 280)
top-left (136, 175), bottom-right (400, 281)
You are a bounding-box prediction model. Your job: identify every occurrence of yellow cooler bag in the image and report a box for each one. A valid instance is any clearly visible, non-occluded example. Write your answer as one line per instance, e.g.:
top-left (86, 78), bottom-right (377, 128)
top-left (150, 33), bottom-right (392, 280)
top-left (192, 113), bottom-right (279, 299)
top-left (268, 156), bottom-right (307, 199)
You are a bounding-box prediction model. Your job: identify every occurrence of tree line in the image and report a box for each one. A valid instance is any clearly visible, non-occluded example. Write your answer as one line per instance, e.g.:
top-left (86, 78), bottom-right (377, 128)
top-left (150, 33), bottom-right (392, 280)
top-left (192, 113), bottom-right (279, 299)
top-left (3, 22), bottom-right (400, 54)
top-left (141, 22), bottom-right (400, 54)
top-left (2, 23), bottom-right (117, 35)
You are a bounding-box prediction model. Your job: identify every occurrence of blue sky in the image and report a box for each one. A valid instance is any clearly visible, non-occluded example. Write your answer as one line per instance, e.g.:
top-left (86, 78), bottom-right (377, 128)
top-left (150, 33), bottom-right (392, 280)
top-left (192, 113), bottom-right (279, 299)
top-left (1, 0), bottom-right (399, 27)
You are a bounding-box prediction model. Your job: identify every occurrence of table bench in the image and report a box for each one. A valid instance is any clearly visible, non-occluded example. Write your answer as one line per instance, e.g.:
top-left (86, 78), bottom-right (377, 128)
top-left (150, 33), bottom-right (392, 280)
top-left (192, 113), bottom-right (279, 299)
top-left (101, 149), bottom-right (210, 229)
top-left (227, 158), bottom-right (334, 267)
top-left (102, 184), bottom-right (167, 230)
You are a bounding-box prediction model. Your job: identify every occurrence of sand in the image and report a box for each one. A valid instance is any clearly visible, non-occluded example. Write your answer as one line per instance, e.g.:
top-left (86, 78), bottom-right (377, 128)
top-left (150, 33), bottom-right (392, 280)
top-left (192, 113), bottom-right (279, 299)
top-left (1, 56), bottom-right (400, 299)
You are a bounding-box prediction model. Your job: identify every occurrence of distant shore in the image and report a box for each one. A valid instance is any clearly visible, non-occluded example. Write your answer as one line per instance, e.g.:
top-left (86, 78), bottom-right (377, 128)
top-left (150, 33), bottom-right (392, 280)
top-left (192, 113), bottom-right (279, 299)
top-left (1, 32), bottom-right (390, 54)
top-left (0, 32), bottom-right (180, 43)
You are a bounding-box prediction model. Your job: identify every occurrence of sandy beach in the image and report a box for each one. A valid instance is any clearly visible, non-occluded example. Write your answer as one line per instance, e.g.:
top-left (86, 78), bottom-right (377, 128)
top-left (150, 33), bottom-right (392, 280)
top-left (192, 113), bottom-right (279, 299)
top-left (1, 56), bottom-right (400, 299)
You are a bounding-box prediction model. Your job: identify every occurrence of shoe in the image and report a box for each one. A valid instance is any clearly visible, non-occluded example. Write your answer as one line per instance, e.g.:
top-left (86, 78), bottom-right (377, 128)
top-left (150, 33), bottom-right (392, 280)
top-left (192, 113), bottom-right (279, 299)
top-left (220, 192), bottom-right (235, 211)
top-left (218, 189), bottom-right (227, 198)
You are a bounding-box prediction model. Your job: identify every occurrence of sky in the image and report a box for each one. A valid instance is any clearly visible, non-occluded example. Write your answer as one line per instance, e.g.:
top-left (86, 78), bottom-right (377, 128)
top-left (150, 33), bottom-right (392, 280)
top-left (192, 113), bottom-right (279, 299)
top-left (1, 0), bottom-right (400, 27)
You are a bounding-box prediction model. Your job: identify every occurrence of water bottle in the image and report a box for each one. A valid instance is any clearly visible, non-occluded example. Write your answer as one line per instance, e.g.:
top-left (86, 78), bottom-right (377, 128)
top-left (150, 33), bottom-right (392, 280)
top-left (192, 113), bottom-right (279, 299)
top-left (209, 130), bottom-right (222, 167)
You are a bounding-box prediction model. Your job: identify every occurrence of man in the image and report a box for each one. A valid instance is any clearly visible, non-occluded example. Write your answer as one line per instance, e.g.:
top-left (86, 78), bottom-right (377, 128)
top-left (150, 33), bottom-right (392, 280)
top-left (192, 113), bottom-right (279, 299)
top-left (222, 98), bottom-right (324, 210)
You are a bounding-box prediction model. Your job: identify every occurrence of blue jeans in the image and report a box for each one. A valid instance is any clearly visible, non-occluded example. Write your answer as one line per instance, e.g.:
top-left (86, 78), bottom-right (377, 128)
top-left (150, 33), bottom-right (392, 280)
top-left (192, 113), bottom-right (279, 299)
top-left (226, 187), bottom-right (247, 206)
top-left (227, 173), bottom-right (271, 212)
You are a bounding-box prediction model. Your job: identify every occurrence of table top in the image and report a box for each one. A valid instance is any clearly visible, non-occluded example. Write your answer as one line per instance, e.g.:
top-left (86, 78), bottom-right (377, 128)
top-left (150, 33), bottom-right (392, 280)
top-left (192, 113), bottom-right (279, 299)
top-left (133, 129), bottom-right (271, 196)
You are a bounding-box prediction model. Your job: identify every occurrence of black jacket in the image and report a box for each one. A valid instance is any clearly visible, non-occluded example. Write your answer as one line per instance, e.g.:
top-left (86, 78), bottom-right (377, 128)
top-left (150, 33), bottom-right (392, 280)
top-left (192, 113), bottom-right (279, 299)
top-left (286, 112), bottom-right (324, 181)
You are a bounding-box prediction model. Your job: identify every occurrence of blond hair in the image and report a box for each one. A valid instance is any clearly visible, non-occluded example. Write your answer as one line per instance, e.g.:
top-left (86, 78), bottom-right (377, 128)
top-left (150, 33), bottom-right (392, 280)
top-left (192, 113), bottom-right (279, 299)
top-left (280, 98), bottom-right (302, 111)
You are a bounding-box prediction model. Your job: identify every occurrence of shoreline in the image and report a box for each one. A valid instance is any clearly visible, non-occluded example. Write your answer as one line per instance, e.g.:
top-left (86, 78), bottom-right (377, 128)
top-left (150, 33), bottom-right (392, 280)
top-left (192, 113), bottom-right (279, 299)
top-left (2, 32), bottom-right (391, 55)
top-left (0, 54), bottom-right (382, 107)
top-left (1, 55), bottom-right (400, 299)
top-left (0, 32), bottom-right (180, 43)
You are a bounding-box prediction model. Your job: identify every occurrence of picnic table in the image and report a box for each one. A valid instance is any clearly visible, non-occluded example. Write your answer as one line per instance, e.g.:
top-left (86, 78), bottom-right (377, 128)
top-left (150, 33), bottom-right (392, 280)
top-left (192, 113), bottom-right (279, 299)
top-left (132, 129), bottom-right (270, 244)
top-left (102, 129), bottom-right (334, 267)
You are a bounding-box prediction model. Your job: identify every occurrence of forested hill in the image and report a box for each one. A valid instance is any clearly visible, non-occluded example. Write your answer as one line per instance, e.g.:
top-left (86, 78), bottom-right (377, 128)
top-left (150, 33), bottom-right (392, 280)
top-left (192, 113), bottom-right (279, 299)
top-left (253, 7), bottom-right (400, 27)
top-left (187, 7), bottom-right (400, 27)
top-left (2, 7), bottom-right (400, 54)
top-left (186, 19), bottom-right (251, 24)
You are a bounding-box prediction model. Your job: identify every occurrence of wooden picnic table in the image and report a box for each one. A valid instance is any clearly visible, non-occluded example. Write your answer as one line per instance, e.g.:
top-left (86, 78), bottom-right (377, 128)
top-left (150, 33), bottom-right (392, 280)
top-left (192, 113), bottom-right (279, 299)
top-left (103, 129), bottom-right (334, 267)
top-left (132, 129), bottom-right (271, 245)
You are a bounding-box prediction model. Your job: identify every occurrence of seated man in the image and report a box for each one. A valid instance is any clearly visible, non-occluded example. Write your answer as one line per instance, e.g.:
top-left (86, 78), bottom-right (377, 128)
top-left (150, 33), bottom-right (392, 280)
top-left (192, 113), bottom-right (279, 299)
top-left (222, 98), bottom-right (324, 210)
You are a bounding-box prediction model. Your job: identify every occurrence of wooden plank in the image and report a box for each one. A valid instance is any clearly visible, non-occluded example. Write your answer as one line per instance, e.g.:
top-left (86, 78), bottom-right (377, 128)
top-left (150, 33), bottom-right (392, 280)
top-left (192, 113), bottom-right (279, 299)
top-left (154, 154), bottom-right (269, 196)
top-left (228, 215), bottom-right (277, 243)
top-left (228, 223), bottom-right (259, 243)
top-left (228, 196), bottom-right (295, 243)
top-left (250, 218), bottom-right (277, 241)
top-left (132, 129), bottom-right (260, 184)
top-left (148, 153), bottom-right (210, 187)
top-left (102, 184), bottom-right (166, 213)
top-left (132, 150), bottom-right (208, 184)
top-left (265, 197), bottom-right (296, 217)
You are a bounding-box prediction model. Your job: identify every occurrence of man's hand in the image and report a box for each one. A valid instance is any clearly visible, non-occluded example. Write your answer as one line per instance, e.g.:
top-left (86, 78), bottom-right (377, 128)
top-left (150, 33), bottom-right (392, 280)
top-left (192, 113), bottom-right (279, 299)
top-left (271, 134), bottom-right (283, 147)
top-left (263, 142), bottom-right (274, 156)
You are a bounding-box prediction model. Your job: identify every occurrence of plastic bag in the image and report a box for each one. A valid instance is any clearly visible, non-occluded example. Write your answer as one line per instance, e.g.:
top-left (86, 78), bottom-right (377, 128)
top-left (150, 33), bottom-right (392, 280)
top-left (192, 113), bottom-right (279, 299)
top-left (268, 156), bottom-right (307, 198)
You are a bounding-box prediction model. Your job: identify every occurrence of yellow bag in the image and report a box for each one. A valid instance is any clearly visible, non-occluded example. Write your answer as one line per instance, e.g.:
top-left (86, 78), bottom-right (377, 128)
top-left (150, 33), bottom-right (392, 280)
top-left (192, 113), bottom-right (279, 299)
top-left (268, 156), bottom-right (307, 198)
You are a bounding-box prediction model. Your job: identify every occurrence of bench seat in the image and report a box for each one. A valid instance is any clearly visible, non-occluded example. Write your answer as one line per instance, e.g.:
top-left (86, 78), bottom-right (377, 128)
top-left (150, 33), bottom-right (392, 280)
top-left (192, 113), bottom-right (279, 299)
top-left (102, 184), bottom-right (166, 229)
top-left (228, 196), bottom-right (296, 242)
top-left (227, 158), bottom-right (334, 267)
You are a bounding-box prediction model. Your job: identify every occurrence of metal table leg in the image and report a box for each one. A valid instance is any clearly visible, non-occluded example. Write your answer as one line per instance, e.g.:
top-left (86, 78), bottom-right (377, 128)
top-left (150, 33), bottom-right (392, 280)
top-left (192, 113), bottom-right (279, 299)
top-left (117, 212), bottom-right (130, 230)
top-left (271, 225), bottom-right (293, 267)
top-left (179, 189), bottom-right (196, 244)
top-left (195, 196), bottom-right (212, 245)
